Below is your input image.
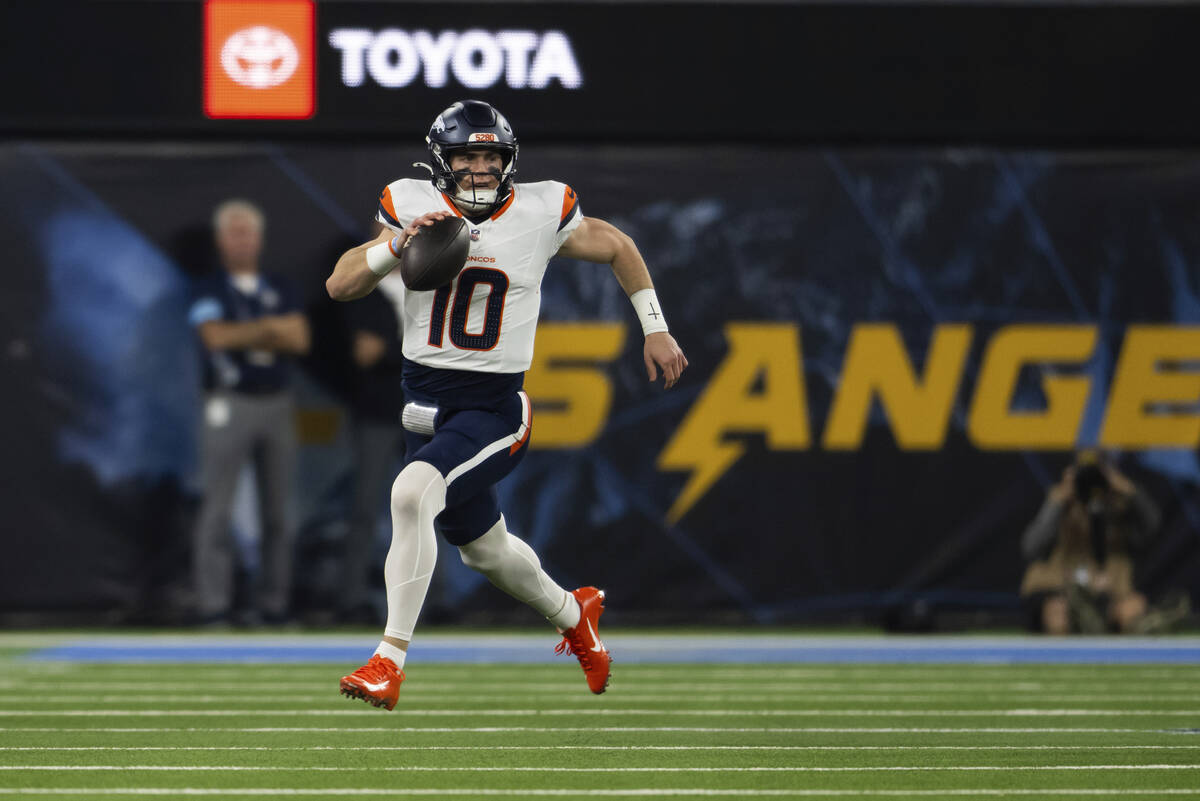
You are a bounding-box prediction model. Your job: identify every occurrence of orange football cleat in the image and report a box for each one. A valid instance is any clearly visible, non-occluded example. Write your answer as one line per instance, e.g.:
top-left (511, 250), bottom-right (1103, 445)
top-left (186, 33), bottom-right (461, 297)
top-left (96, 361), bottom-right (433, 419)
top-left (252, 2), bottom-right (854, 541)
top-left (555, 587), bottom-right (612, 694)
top-left (339, 654), bottom-right (405, 710)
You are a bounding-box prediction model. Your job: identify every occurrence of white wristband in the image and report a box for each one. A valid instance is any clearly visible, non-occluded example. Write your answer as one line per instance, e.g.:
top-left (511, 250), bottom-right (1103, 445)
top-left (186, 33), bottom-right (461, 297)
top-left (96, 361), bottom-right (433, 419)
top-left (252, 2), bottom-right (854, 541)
top-left (365, 236), bottom-right (404, 277)
top-left (630, 288), bottom-right (669, 336)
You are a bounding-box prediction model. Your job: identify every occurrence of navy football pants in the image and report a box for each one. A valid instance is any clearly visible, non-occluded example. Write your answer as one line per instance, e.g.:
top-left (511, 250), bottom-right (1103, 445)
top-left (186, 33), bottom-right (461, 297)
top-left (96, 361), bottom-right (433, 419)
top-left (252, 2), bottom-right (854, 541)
top-left (401, 391), bottom-right (531, 546)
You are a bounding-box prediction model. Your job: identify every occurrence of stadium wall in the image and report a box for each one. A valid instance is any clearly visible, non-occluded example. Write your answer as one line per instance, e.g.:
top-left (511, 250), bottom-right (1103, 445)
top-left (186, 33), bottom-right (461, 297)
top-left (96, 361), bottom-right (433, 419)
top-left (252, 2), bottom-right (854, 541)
top-left (1, 142), bottom-right (1197, 625)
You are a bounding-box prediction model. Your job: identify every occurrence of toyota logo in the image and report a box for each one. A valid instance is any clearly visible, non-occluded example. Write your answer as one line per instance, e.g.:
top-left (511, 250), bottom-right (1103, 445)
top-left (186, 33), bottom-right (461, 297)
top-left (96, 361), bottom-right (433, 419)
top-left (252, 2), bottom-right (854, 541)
top-left (220, 25), bottom-right (299, 89)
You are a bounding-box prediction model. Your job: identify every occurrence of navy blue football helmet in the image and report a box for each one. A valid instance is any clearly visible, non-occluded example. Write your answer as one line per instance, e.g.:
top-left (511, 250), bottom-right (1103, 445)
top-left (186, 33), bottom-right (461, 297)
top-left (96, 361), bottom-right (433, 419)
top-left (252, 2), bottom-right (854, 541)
top-left (424, 100), bottom-right (518, 214)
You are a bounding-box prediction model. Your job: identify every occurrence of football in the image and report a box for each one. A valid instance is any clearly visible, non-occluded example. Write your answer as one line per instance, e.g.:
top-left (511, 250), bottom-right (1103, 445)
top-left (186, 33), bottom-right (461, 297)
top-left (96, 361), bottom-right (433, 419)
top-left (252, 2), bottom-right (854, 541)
top-left (399, 216), bottom-right (470, 291)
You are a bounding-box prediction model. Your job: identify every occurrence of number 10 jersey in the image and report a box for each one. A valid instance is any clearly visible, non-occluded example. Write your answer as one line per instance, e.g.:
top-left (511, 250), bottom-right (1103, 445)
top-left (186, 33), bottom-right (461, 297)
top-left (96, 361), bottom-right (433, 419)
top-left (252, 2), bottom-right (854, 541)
top-left (376, 178), bottom-right (583, 375)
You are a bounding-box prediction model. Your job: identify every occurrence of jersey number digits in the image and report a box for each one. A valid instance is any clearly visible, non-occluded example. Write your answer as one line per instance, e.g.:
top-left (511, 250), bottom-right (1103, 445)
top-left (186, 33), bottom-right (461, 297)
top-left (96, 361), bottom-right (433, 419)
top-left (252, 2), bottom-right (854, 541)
top-left (427, 267), bottom-right (510, 351)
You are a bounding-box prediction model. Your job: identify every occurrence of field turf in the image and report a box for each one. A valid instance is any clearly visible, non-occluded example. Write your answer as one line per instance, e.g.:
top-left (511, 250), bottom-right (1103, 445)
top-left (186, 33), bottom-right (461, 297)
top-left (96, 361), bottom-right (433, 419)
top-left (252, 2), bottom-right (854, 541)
top-left (1, 637), bottom-right (1198, 798)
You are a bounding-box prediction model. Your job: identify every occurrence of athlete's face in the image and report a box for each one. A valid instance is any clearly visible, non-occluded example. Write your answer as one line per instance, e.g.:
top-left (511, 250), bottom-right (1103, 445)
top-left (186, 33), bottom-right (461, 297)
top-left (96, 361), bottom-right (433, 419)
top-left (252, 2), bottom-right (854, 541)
top-left (449, 149), bottom-right (503, 191)
top-left (215, 211), bottom-right (263, 273)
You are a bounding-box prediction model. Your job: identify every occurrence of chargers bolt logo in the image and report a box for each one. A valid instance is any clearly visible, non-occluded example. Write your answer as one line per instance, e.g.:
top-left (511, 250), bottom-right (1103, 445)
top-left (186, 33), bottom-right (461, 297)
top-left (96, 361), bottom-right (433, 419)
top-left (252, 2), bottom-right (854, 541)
top-left (220, 26), bottom-right (299, 89)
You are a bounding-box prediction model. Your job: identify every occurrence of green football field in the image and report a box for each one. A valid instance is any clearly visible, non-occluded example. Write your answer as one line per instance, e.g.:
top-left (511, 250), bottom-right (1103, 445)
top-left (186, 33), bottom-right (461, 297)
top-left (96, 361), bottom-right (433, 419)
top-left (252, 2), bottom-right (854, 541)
top-left (1, 636), bottom-right (1199, 799)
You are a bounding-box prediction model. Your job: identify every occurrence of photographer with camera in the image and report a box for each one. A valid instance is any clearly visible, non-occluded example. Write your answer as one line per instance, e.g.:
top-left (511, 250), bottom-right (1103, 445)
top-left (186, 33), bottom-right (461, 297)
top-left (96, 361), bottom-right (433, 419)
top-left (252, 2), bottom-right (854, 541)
top-left (1020, 450), bottom-right (1162, 634)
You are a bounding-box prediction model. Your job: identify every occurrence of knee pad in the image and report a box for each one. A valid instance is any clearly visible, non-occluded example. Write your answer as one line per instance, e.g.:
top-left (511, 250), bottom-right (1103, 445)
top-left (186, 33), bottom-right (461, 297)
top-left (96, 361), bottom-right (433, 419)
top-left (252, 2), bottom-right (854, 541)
top-left (390, 461), bottom-right (447, 524)
top-left (457, 516), bottom-right (509, 573)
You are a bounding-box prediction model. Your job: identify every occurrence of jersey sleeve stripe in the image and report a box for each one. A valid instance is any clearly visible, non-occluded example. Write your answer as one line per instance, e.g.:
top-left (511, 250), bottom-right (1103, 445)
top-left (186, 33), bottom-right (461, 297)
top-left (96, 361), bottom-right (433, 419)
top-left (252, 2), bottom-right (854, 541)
top-left (378, 186), bottom-right (402, 228)
top-left (377, 204), bottom-right (402, 228)
top-left (559, 185), bottom-right (578, 221)
top-left (557, 199), bottom-right (581, 232)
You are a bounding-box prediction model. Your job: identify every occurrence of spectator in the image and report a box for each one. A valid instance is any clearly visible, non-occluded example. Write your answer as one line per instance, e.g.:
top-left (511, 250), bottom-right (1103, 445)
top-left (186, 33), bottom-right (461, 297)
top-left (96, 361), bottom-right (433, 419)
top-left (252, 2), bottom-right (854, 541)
top-left (1020, 450), bottom-right (1161, 634)
top-left (188, 199), bottom-right (310, 626)
top-left (337, 280), bottom-right (406, 624)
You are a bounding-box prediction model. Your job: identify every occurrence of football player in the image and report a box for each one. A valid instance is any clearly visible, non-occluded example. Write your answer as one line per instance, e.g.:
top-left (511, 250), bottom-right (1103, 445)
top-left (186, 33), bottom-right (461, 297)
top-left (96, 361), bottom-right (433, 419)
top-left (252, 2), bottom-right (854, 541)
top-left (326, 99), bottom-right (687, 709)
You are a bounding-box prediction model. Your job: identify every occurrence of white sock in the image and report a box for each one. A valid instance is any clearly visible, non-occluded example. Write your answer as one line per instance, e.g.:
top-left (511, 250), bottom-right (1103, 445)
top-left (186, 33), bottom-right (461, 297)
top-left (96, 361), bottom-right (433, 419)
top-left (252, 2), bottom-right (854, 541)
top-left (547, 592), bottom-right (581, 631)
top-left (374, 641), bottom-right (407, 669)
top-left (382, 461), bottom-right (446, 642)
top-left (458, 516), bottom-right (577, 626)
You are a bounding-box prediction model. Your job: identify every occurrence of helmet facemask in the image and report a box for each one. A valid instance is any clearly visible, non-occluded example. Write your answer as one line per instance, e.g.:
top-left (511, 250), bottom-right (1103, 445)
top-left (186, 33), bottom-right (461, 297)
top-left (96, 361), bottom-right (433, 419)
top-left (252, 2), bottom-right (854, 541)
top-left (428, 140), bottom-right (518, 215)
top-left (450, 160), bottom-right (502, 212)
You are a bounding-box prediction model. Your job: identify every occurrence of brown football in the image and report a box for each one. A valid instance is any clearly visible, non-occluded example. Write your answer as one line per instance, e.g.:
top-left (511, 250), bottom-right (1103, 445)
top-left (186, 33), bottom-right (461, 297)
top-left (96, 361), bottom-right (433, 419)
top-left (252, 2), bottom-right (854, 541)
top-left (398, 216), bottom-right (470, 291)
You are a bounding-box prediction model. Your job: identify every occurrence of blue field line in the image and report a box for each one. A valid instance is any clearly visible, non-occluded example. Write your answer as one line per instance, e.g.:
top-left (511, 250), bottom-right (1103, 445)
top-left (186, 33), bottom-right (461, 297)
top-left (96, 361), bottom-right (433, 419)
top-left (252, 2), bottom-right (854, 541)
top-left (19, 635), bottom-right (1200, 665)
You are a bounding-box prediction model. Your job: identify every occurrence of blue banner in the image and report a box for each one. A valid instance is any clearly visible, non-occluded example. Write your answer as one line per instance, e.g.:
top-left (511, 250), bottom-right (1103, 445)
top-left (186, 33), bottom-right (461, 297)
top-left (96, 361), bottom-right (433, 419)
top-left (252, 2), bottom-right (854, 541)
top-left (1, 143), bottom-right (1197, 625)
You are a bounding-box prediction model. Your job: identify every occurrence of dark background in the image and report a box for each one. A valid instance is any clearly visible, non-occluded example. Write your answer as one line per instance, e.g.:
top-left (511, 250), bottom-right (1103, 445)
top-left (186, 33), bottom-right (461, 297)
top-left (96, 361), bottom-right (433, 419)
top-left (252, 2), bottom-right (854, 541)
top-left (0, 1), bottom-right (1197, 628)
top-left (4, 2), bottom-right (1200, 145)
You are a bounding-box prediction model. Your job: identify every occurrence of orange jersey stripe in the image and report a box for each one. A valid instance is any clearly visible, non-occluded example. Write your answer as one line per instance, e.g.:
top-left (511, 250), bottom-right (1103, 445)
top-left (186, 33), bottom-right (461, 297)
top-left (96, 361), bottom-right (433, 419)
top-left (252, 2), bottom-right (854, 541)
top-left (490, 188), bottom-right (516, 221)
top-left (380, 186), bottom-right (400, 225)
top-left (440, 193), bottom-right (465, 217)
top-left (560, 185), bottom-right (578, 222)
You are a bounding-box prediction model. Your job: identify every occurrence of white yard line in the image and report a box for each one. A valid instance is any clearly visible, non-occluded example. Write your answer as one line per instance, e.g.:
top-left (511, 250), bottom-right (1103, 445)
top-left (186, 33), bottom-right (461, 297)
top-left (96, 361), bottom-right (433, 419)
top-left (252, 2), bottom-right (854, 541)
top-left (3, 682), bottom-right (1199, 692)
top-left (4, 743), bottom-right (1195, 753)
top-left (10, 668), bottom-right (1196, 678)
top-left (0, 709), bottom-right (1194, 717)
top-left (0, 726), bottom-right (1159, 734)
top-left (3, 694), bottom-right (1197, 704)
top-left (1, 788), bottom-right (1200, 796)
top-left (301, 665), bottom-right (1200, 672)
top-left (16, 633), bottom-right (1199, 647)
top-left (1, 765), bottom-right (1199, 772)
top-left (12, 670), bottom-right (1190, 688)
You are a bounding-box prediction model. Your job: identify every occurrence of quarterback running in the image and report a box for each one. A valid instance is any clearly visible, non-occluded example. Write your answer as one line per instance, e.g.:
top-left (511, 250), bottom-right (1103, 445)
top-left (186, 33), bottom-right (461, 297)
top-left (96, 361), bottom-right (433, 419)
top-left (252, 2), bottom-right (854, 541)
top-left (326, 100), bottom-right (687, 709)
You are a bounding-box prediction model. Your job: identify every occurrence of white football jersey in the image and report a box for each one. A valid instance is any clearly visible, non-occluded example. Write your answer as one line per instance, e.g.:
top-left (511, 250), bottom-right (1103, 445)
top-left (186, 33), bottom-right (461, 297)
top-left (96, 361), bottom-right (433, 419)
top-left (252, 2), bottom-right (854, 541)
top-left (375, 178), bottom-right (582, 374)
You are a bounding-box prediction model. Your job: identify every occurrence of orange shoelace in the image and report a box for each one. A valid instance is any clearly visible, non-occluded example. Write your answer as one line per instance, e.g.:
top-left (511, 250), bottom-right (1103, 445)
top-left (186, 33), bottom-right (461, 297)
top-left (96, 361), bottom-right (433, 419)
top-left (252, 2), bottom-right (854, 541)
top-left (555, 633), bottom-right (596, 672)
top-left (352, 655), bottom-right (398, 682)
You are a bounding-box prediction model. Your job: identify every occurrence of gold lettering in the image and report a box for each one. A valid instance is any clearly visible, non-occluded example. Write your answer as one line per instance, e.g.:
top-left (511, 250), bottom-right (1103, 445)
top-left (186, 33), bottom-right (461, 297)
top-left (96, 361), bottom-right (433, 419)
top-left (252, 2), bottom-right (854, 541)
top-left (525, 323), bottom-right (626, 449)
top-left (658, 323), bottom-right (810, 524)
top-left (967, 325), bottom-right (1096, 449)
top-left (823, 323), bottom-right (972, 450)
top-left (1100, 325), bottom-right (1200, 447)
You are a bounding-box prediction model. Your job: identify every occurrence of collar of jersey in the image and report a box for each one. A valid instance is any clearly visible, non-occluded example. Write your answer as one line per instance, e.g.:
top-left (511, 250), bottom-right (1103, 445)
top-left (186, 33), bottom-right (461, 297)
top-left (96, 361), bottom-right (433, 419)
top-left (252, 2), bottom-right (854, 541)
top-left (440, 186), bottom-right (516, 223)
